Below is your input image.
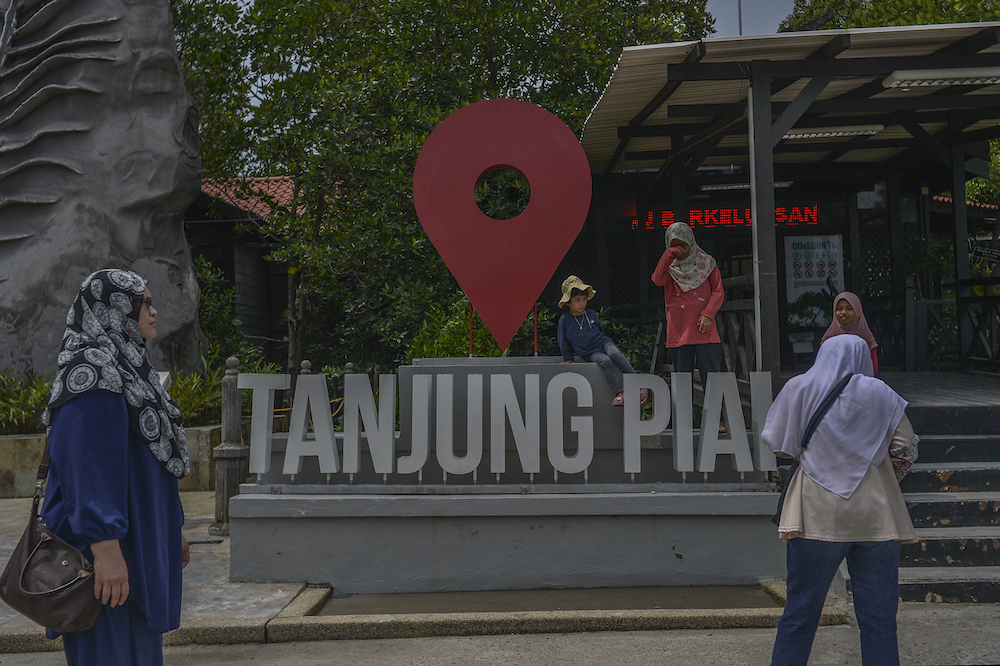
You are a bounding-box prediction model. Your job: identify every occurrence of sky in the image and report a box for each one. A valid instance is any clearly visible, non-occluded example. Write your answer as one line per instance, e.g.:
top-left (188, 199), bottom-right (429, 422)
top-left (707, 0), bottom-right (797, 37)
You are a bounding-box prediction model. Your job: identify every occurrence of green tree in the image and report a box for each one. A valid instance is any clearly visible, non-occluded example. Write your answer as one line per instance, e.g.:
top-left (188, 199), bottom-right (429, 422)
top-left (172, 0), bottom-right (715, 374)
top-left (778, 0), bottom-right (866, 31)
top-left (851, 0), bottom-right (997, 27)
top-left (779, 0), bottom-right (998, 30)
top-left (171, 0), bottom-right (252, 178)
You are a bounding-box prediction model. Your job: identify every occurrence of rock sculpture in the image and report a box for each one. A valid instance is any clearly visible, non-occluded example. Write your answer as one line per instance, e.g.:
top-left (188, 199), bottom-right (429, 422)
top-left (0, 0), bottom-right (202, 373)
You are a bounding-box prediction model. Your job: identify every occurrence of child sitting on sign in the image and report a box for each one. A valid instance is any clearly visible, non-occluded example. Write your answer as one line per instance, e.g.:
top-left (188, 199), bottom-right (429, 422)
top-left (557, 275), bottom-right (647, 406)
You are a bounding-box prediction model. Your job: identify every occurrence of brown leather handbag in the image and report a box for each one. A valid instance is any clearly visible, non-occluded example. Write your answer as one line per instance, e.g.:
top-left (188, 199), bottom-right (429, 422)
top-left (0, 446), bottom-right (102, 633)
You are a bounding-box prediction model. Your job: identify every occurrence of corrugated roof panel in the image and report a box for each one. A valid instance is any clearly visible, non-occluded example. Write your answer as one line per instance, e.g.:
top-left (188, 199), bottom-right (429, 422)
top-left (772, 78), bottom-right (867, 103)
top-left (774, 151), bottom-right (830, 163)
top-left (834, 148), bottom-right (902, 163)
top-left (701, 31), bottom-right (838, 62)
top-left (584, 23), bottom-right (1000, 175)
top-left (671, 79), bottom-right (748, 106)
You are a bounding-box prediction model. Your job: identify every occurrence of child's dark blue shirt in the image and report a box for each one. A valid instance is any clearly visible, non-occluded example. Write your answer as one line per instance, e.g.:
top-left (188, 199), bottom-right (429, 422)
top-left (558, 309), bottom-right (613, 361)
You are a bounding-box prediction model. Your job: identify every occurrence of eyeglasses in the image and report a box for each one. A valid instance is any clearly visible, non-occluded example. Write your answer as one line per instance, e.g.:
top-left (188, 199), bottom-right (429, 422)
top-left (136, 297), bottom-right (153, 311)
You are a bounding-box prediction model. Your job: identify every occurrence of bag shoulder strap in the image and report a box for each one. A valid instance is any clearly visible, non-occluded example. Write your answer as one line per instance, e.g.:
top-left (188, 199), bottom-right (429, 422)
top-left (33, 438), bottom-right (51, 504)
top-left (800, 373), bottom-right (853, 452)
top-left (36, 448), bottom-right (50, 483)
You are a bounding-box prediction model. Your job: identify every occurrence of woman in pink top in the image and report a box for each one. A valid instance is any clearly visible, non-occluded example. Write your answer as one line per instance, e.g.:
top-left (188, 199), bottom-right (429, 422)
top-left (820, 291), bottom-right (879, 373)
top-left (651, 222), bottom-right (725, 379)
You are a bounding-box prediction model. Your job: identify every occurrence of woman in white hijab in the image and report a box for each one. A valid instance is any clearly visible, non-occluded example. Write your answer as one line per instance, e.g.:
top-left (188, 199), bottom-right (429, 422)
top-left (762, 335), bottom-right (917, 666)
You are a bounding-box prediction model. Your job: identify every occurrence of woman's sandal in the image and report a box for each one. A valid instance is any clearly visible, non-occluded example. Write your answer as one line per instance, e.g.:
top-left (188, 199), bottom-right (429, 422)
top-left (612, 393), bottom-right (625, 406)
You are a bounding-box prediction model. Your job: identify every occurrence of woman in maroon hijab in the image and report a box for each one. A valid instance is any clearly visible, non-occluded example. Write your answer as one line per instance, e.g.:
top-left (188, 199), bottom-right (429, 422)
top-left (820, 292), bottom-right (879, 373)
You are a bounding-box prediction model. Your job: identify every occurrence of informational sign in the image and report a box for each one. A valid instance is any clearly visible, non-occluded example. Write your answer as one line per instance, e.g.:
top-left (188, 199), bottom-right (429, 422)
top-left (634, 204), bottom-right (819, 230)
top-left (785, 235), bottom-right (844, 328)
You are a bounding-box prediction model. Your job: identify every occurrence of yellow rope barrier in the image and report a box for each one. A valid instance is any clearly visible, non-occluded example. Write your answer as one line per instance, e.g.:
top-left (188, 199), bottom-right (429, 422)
top-left (271, 396), bottom-right (344, 418)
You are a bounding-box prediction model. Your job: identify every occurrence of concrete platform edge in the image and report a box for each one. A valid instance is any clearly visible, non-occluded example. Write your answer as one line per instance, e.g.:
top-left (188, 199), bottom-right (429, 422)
top-left (0, 581), bottom-right (854, 653)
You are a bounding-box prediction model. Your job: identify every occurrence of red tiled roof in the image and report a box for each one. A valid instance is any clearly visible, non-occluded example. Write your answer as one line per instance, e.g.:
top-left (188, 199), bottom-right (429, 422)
top-left (932, 194), bottom-right (998, 211)
top-left (202, 177), bottom-right (298, 219)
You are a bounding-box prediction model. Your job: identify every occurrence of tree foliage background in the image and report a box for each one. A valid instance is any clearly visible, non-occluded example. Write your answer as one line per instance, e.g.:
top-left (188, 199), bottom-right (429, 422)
top-left (779, 0), bottom-right (998, 32)
top-left (171, 0), bottom-right (714, 375)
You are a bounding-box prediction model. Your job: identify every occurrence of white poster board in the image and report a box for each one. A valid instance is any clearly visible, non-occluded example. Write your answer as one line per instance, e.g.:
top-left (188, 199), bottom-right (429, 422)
top-left (785, 235), bottom-right (844, 329)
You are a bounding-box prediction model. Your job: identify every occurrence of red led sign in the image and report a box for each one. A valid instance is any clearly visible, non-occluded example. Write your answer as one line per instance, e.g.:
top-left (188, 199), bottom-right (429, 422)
top-left (633, 205), bottom-right (819, 230)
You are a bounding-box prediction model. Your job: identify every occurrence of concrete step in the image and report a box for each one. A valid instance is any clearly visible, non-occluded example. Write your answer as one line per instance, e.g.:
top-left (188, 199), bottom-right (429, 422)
top-left (905, 492), bottom-right (1000, 528)
top-left (905, 405), bottom-right (1000, 435)
top-left (900, 462), bottom-right (1000, 493)
top-left (900, 527), bottom-right (1000, 567)
top-left (898, 566), bottom-right (1000, 603)
top-left (915, 434), bottom-right (1000, 464)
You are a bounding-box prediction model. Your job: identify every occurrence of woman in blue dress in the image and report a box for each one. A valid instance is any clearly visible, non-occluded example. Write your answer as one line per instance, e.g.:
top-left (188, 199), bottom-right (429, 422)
top-left (40, 269), bottom-right (190, 665)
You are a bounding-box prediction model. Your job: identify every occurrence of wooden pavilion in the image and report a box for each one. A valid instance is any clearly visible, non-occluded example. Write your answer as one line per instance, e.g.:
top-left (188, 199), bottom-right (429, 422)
top-left (570, 22), bottom-right (1000, 378)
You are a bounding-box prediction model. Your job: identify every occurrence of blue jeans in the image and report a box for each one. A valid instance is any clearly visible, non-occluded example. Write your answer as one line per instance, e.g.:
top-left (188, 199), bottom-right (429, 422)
top-left (590, 342), bottom-right (635, 394)
top-left (772, 538), bottom-right (901, 666)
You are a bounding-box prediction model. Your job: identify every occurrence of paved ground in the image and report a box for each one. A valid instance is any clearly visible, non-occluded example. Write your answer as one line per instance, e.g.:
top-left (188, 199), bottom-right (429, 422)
top-left (0, 603), bottom-right (998, 666)
top-left (0, 492), bottom-right (997, 665)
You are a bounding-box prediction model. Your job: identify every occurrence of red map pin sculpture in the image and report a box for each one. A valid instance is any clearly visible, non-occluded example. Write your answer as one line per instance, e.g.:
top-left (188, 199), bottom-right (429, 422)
top-left (413, 99), bottom-right (592, 350)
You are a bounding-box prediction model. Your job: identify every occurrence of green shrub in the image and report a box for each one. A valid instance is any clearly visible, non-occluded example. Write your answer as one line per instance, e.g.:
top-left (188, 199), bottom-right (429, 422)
top-left (407, 294), bottom-right (659, 377)
top-left (167, 366), bottom-right (226, 427)
top-left (597, 311), bottom-right (658, 373)
top-left (408, 296), bottom-right (558, 361)
top-left (169, 353), bottom-right (283, 428)
top-left (0, 369), bottom-right (51, 435)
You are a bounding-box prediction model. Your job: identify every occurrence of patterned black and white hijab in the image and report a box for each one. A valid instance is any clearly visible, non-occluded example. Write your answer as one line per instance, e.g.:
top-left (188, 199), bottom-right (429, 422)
top-left (43, 269), bottom-right (190, 478)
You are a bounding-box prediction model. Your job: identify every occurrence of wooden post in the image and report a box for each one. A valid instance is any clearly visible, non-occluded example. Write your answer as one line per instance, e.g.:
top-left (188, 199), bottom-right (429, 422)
top-left (594, 175), bottom-right (610, 311)
top-left (887, 177), bottom-right (906, 296)
top-left (210, 357), bottom-right (246, 537)
top-left (847, 190), bottom-right (863, 293)
top-left (533, 302), bottom-right (538, 356)
top-left (953, 143), bottom-right (972, 368)
top-left (905, 275), bottom-right (917, 372)
top-left (747, 60), bottom-right (781, 380)
top-left (339, 362), bottom-right (354, 428)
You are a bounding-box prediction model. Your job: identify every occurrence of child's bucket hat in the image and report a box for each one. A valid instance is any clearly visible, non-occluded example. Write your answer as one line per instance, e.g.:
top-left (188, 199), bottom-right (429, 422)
top-left (558, 275), bottom-right (596, 308)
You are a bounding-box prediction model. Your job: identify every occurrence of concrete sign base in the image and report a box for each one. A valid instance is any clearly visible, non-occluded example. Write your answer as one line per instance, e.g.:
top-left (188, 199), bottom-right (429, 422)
top-left (229, 491), bottom-right (786, 593)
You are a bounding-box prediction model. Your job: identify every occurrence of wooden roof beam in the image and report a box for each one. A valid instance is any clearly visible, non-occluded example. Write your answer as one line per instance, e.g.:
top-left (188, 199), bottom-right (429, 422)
top-left (771, 35), bottom-right (850, 95)
top-left (828, 31), bottom-right (1000, 103)
top-left (602, 42), bottom-right (705, 175)
top-left (667, 52), bottom-right (1000, 81)
top-left (771, 75), bottom-right (834, 147)
top-left (669, 92), bottom-right (1000, 118)
top-left (933, 26), bottom-right (1000, 56)
top-left (638, 106), bottom-right (747, 201)
top-left (901, 120), bottom-right (952, 167)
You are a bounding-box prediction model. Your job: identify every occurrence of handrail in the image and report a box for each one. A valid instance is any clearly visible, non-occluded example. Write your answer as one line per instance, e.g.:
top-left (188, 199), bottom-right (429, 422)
top-left (722, 274), bottom-right (754, 288)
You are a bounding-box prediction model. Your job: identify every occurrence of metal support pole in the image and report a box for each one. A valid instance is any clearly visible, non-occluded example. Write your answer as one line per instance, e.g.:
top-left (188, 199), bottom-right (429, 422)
top-left (747, 59), bottom-right (781, 380)
top-left (210, 357), bottom-right (246, 537)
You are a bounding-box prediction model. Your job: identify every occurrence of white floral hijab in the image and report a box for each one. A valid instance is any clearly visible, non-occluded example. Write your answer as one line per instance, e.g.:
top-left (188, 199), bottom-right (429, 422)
top-left (664, 222), bottom-right (717, 292)
top-left (43, 269), bottom-right (190, 479)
